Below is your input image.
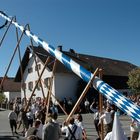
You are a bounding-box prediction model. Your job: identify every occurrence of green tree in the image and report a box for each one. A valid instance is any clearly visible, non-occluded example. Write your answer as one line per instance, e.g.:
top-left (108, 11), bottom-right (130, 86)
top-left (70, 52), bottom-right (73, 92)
top-left (127, 67), bottom-right (140, 94)
top-left (0, 92), bottom-right (5, 103)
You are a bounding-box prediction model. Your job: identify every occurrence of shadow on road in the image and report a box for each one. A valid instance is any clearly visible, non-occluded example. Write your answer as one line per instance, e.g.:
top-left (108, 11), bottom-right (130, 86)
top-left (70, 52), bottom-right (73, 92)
top-left (0, 109), bottom-right (6, 111)
top-left (0, 132), bottom-right (24, 140)
top-left (0, 136), bottom-right (19, 140)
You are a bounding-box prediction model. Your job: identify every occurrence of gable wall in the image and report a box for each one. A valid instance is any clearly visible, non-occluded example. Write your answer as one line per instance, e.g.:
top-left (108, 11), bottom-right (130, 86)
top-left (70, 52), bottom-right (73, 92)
top-left (21, 56), bottom-right (52, 99)
top-left (4, 91), bottom-right (20, 102)
top-left (20, 54), bottom-right (131, 103)
top-left (54, 73), bottom-right (80, 102)
top-left (21, 55), bottom-right (80, 102)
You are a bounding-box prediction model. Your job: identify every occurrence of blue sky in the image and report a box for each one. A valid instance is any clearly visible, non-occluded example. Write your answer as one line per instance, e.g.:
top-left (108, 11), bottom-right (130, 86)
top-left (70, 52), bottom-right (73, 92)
top-left (0, 0), bottom-right (140, 77)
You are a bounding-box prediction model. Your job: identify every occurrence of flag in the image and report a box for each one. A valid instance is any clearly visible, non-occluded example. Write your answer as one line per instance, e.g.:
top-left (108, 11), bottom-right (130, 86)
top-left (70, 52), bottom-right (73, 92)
top-left (111, 112), bottom-right (128, 140)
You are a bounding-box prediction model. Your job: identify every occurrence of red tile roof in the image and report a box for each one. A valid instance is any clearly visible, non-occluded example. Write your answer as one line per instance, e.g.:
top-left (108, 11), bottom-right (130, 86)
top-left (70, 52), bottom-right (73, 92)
top-left (0, 77), bottom-right (21, 92)
top-left (15, 46), bottom-right (137, 82)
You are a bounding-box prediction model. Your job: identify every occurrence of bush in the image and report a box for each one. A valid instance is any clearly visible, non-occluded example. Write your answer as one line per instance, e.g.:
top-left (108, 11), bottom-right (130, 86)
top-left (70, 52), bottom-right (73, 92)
top-left (0, 92), bottom-right (6, 103)
top-left (127, 67), bottom-right (140, 94)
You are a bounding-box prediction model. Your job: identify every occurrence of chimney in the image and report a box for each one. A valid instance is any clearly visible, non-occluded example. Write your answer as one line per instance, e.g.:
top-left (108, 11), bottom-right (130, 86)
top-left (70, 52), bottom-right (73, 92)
top-left (69, 48), bottom-right (75, 54)
top-left (57, 46), bottom-right (62, 51)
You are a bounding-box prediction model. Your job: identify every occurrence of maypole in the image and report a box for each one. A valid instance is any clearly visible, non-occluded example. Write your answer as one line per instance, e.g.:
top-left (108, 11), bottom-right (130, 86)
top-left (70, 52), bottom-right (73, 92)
top-left (0, 11), bottom-right (140, 122)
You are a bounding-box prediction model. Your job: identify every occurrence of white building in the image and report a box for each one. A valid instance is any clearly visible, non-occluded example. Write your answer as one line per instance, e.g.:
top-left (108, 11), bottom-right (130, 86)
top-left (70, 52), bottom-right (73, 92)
top-left (0, 77), bottom-right (21, 102)
top-left (15, 46), bottom-right (80, 102)
top-left (15, 46), bottom-right (137, 103)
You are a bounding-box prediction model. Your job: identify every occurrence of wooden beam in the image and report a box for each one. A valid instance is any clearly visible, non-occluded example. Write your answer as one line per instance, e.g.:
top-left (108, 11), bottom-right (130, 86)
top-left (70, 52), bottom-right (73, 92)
top-left (99, 69), bottom-right (104, 140)
top-left (46, 59), bottom-right (57, 115)
top-left (15, 20), bottom-right (27, 105)
top-left (50, 91), bottom-right (68, 116)
top-left (66, 68), bottom-right (99, 122)
top-left (24, 57), bottom-right (50, 112)
top-left (27, 24), bottom-right (46, 99)
top-left (0, 24), bottom-right (27, 92)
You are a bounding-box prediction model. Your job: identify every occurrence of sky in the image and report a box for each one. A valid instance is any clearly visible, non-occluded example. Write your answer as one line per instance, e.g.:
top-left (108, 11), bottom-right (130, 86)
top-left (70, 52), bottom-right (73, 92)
top-left (0, 0), bottom-right (140, 77)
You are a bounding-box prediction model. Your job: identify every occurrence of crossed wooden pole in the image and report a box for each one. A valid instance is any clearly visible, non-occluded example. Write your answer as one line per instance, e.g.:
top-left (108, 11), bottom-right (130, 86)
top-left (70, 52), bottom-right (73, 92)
top-left (64, 68), bottom-right (104, 140)
top-left (44, 58), bottom-right (68, 119)
top-left (0, 20), bottom-right (28, 103)
top-left (65, 68), bottom-right (99, 122)
top-left (0, 20), bottom-right (104, 137)
top-left (24, 56), bottom-right (50, 112)
top-left (24, 55), bottom-right (68, 116)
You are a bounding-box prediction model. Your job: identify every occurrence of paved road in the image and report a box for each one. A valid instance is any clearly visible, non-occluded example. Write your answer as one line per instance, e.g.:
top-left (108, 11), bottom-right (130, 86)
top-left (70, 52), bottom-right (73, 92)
top-left (0, 109), bottom-right (131, 140)
top-left (58, 113), bottom-right (131, 140)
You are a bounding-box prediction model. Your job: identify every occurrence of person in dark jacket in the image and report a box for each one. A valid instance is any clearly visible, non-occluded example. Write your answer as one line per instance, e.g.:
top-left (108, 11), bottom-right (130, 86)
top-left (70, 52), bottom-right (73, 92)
top-left (42, 112), bottom-right (61, 140)
top-left (8, 108), bottom-right (18, 135)
top-left (25, 120), bottom-right (41, 140)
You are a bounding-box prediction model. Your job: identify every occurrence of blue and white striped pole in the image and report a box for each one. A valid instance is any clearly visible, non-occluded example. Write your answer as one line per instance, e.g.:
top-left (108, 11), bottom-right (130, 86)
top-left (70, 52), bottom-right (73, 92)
top-left (0, 11), bottom-right (140, 122)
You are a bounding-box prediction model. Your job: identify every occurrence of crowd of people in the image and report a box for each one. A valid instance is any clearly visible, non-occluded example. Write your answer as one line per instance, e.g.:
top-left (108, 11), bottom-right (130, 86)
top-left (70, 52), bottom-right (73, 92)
top-left (7, 95), bottom-right (140, 140)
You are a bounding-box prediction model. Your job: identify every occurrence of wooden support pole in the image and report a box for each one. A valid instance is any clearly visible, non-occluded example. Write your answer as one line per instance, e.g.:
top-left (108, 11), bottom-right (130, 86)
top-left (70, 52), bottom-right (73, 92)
top-left (27, 24), bottom-right (45, 99)
top-left (0, 16), bottom-right (15, 48)
top-left (15, 20), bottom-right (27, 105)
top-left (46, 79), bottom-right (52, 114)
top-left (0, 24), bottom-right (28, 91)
top-left (29, 57), bottom-right (67, 116)
top-left (66, 68), bottom-right (99, 122)
top-left (46, 59), bottom-right (57, 115)
top-left (24, 57), bottom-right (50, 112)
top-left (99, 69), bottom-right (104, 140)
top-left (51, 93), bottom-right (68, 115)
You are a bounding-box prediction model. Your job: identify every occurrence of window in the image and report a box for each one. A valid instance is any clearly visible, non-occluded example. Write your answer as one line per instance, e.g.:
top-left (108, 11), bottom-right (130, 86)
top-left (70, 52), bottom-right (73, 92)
top-left (44, 77), bottom-right (51, 88)
top-left (28, 81), bottom-right (33, 91)
top-left (35, 80), bottom-right (40, 90)
top-left (28, 67), bottom-right (33, 73)
top-left (35, 64), bottom-right (41, 71)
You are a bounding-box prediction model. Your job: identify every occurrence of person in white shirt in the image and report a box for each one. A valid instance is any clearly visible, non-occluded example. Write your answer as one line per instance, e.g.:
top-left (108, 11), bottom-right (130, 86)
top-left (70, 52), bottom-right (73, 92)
top-left (61, 117), bottom-right (83, 140)
top-left (26, 109), bottom-right (34, 127)
top-left (84, 98), bottom-right (90, 113)
top-left (75, 113), bottom-right (87, 140)
top-left (8, 109), bottom-right (18, 135)
top-left (90, 101), bottom-right (100, 138)
top-left (104, 131), bottom-right (112, 140)
top-left (99, 107), bottom-right (113, 136)
top-left (130, 118), bottom-right (140, 140)
top-left (31, 103), bottom-right (39, 120)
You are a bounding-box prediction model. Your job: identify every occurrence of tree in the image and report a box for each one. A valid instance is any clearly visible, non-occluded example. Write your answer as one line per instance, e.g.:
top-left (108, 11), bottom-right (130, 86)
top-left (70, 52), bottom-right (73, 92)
top-left (0, 92), bottom-right (5, 103)
top-left (127, 67), bottom-right (140, 94)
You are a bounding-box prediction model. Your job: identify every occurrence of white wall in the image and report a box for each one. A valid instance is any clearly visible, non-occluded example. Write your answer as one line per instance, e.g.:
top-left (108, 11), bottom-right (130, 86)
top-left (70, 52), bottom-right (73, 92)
top-left (54, 73), bottom-right (80, 101)
top-left (4, 91), bottom-right (21, 102)
top-left (21, 55), bottom-right (80, 102)
top-left (3, 92), bottom-right (9, 101)
top-left (21, 56), bottom-right (52, 99)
